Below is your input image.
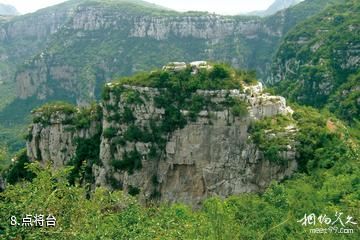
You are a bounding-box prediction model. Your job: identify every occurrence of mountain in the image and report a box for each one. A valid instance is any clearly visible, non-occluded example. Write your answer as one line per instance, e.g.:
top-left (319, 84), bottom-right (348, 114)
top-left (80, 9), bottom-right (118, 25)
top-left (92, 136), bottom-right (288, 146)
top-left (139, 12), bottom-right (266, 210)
top-left (0, 0), bottom-right (348, 156)
top-left (270, 0), bottom-right (359, 123)
top-left (24, 63), bottom-right (297, 206)
top-left (2, 62), bottom-right (358, 240)
top-left (0, 1), bottom-right (359, 239)
top-left (248, 0), bottom-right (303, 16)
top-left (7, 0), bottom-right (345, 106)
top-left (0, 3), bottom-right (19, 16)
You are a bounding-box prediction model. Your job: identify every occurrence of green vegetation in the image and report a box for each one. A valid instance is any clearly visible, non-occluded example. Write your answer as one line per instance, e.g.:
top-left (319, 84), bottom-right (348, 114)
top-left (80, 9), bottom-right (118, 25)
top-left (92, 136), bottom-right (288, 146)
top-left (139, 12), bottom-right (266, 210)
top-left (0, 124), bottom-right (26, 169)
top-left (272, 0), bottom-right (360, 120)
top-left (114, 63), bottom-right (250, 90)
top-left (128, 185), bottom-right (140, 196)
top-left (123, 125), bottom-right (151, 143)
top-left (249, 105), bottom-right (357, 171)
top-left (1, 131), bottom-right (358, 240)
top-left (74, 104), bottom-right (103, 129)
top-left (67, 133), bottom-right (102, 185)
top-left (292, 106), bottom-right (353, 173)
top-left (32, 102), bottom-right (77, 125)
top-left (105, 65), bottom-right (250, 175)
top-left (112, 148), bottom-right (142, 174)
top-left (249, 114), bottom-right (294, 164)
top-left (228, 97), bottom-right (248, 118)
top-left (327, 70), bottom-right (360, 124)
top-left (2, 149), bottom-right (35, 185)
top-left (31, 102), bottom-right (102, 129)
top-left (103, 127), bottom-right (117, 139)
top-left (122, 89), bottom-right (144, 105)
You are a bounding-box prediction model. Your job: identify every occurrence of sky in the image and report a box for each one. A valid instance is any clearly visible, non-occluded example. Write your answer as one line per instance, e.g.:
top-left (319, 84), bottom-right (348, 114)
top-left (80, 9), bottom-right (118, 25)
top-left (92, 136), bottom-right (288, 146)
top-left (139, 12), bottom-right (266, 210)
top-left (0, 0), bottom-right (276, 15)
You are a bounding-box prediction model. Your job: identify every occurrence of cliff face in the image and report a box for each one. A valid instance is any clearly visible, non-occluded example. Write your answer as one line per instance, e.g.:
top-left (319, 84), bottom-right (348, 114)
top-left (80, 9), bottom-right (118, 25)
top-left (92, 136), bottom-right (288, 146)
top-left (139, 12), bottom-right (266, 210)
top-left (26, 65), bottom-right (297, 206)
top-left (0, 1), bottom-right (79, 107)
top-left (1, 0), bottom-right (343, 109)
top-left (15, 6), bottom-right (280, 104)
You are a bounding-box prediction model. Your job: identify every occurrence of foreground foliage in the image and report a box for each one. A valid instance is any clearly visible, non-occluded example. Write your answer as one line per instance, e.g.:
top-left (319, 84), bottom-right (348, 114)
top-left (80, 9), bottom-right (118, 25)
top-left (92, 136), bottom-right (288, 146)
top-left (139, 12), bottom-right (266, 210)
top-left (1, 105), bottom-right (359, 239)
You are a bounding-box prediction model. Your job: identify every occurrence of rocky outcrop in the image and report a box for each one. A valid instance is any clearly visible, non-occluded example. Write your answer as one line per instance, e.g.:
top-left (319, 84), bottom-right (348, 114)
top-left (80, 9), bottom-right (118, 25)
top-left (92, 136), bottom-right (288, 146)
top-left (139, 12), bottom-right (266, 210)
top-left (26, 109), bottom-right (101, 168)
top-left (0, 1), bottom-right (77, 88)
top-left (11, 0), bottom-right (291, 104)
top-left (9, 0), bottom-right (340, 105)
top-left (26, 70), bottom-right (297, 206)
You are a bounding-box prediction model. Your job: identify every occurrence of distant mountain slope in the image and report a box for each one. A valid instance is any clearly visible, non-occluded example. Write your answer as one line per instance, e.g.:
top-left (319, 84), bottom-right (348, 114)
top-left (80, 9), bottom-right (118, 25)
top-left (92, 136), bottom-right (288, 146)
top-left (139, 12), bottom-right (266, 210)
top-left (11, 1), bottom-right (274, 106)
top-left (0, 0), bottom-right (348, 127)
top-left (0, 3), bottom-right (19, 16)
top-left (271, 0), bottom-right (359, 122)
top-left (12, 0), bottom-right (348, 104)
top-left (0, 0), bottom-right (352, 159)
top-left (248, 0), bottom-right (303, 16)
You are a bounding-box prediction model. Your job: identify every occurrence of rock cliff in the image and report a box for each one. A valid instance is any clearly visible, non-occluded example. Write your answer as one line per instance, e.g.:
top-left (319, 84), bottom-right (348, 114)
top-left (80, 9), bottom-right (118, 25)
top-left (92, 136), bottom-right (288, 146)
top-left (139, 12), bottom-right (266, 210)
top-left (26, 63), bottom-right (297, 206)
top-left (14, 7), bottom-right (278, 103)
top-left (0, 0), bottom-right (344, 121)
top-left (269, 1), bottom-right (359, 111)
top-left (12, 0), bottom-right (338, 105)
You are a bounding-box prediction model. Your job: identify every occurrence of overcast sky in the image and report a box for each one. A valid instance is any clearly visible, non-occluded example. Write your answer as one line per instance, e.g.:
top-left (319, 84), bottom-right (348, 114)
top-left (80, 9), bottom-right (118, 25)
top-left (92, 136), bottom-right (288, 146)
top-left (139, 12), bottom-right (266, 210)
top-left (0, 0), bottom-right (276, 15)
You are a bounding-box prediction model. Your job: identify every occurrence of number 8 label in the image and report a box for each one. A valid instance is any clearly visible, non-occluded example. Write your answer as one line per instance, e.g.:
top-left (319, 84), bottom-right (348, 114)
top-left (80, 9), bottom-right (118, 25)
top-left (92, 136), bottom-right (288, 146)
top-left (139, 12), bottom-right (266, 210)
top-left (10, 216), bottom-right (17, 226)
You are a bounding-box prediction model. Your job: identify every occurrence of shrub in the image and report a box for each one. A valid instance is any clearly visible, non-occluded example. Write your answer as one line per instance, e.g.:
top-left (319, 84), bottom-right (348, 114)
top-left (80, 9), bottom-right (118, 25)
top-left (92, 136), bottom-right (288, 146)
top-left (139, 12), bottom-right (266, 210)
top-left (122, 107), bottom-right (136, 123)
top-left (67, 133), bottom-right (102, 185)
top-left (209, 64), bottom-right (231, 80)
top-left (128, 185), bottom-right (140, 196)
top-left (231, 100), bottom-right (248, 117)
top-left (4, 149), bottom-right (35, 185)
top-left (248, 115), bottom-right (294, 165)
top-left (103, 127), bottom-right (117, 139)
top-left (112, 148), bottom-right (142, 174)
top-left (123, 90), bottom-right (144, 105)
top-left (32, 101), bottom-right (76, 125)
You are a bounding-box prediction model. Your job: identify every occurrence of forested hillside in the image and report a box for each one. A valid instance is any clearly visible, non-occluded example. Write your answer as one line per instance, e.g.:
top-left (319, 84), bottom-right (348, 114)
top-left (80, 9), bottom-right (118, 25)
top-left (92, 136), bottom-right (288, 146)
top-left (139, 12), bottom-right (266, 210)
top-left (271, 0), bottom-right (359, 123)
top-left (1, 67), bottom-right (359, 239)
top-left (0, 1), bottom-right (359, 238)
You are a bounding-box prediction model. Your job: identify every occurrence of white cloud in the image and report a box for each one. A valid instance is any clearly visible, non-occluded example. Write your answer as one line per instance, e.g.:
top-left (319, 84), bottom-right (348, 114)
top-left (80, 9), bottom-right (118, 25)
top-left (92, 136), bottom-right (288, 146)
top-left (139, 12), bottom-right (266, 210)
top-left (1, 0), bottom-right (276, 15)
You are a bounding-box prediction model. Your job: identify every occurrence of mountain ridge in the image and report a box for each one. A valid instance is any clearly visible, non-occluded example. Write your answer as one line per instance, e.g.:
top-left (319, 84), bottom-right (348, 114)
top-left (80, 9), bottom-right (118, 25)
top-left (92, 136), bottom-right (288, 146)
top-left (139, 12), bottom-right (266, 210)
top-left (0, 0), bottom-right (350, 157)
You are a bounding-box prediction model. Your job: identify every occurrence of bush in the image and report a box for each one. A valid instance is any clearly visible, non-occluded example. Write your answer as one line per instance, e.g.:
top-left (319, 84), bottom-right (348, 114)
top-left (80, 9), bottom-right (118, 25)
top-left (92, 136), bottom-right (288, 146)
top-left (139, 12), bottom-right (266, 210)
top-left (209, 64), bottom-right (231, 80)
top-left (231, 100), bottom-right (248, 117)
top-left (103, 127), bottom-right (117, 139)
top-left (248, 115), bottom-right (293, 164)
top-left (112, 148), bottom-right (142, 174)
top-left (122, 107), bottom-right (136, 123)
top-left (4, 149), bottom-right (35, 185)
top-left (32, 101), bottom-right (76, 125)
top-left (67, 133), bottom-right (102, 185)
top-left (128, 185), bottom-right (140, 196)
top-left (74, 104), bottom-right (101, 129)
top-left (123, 90), bottom-right (144, 105)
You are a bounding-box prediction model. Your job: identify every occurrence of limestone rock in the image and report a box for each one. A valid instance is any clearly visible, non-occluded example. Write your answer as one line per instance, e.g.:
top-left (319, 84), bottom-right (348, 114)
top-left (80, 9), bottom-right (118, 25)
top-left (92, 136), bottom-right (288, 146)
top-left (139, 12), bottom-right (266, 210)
top-left (26, 71), bottom-right (297, 206)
